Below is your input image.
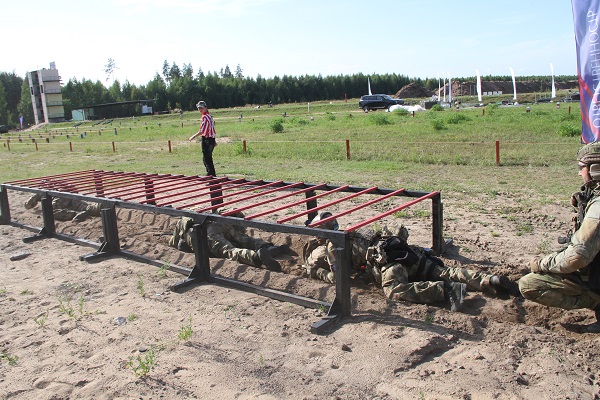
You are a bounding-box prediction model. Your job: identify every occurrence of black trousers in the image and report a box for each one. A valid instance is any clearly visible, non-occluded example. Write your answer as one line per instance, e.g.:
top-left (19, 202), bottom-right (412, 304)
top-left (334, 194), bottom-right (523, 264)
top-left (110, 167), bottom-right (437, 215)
top-left (201, 136), bottom-right (216, 176)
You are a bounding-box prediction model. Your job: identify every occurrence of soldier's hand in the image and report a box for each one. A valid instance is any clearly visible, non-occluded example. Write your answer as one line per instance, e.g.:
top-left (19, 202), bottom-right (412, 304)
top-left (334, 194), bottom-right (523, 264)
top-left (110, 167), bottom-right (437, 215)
top-left (571, 191), bottom-right (586, 208)
top-left (528, 257), bottom-right (542, 273)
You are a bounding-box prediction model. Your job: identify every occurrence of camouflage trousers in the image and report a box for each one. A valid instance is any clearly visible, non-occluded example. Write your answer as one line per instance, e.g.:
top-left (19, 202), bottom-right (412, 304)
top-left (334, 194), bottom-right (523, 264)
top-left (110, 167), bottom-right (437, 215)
top-left (25, 193), bottom-right (101, 222)
top-left (169, 218), bottom-right (271, 268)
top-left (304, 243), bottom-right (335, 284)
top-left (381, 258), bottom-right (493, 304)
top-left (208, 229), bottom-right (270, 268)
top-left (519, 272), bottom-right (600, 310)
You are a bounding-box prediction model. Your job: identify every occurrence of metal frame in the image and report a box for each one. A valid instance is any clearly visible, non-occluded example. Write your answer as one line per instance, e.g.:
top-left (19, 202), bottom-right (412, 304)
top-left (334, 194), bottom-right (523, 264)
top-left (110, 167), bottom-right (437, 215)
top-left (1, 170), bottom-right (445, 333)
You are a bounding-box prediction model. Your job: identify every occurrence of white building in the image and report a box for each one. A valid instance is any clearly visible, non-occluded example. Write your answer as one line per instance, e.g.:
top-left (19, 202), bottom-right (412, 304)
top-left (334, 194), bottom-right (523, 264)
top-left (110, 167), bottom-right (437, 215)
top-left (28, 63), bottom-right (65, 124)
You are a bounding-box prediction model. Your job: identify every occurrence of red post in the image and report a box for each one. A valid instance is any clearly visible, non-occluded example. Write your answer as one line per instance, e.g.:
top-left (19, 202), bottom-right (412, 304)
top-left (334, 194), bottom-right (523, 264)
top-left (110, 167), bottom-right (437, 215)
top-left (69, 142), bottom-right (73, 152)
top-left (112, 141), bottom-right (116, 152)
top-left (346, 139), bottom-right (350, 160)
top-left (168, 140), bottom-right (172, 153)
top-left (495, 140), bottom-right (500, 165)
top-left (243, 139), bottom-right (247, 154)
top-left (35, 141), bottom-right (38, 151)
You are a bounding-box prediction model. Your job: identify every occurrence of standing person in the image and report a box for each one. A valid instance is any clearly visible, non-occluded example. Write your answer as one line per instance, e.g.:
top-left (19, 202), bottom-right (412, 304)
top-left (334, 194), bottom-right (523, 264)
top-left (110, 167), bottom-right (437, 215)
top-left (189, 100), bottom-right (217, 176)
top-left (519, 142), bottom-right (600, 333)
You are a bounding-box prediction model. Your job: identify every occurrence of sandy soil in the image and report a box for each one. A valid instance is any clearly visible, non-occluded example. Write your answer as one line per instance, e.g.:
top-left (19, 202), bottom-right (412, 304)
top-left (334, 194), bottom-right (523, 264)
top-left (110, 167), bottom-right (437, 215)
top-left (1, 189), bottom-right (600, 400)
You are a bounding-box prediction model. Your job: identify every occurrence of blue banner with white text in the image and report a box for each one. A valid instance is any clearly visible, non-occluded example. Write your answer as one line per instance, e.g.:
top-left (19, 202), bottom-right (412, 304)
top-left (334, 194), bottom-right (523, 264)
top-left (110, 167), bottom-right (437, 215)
top-left (573, 0), bottom-right (600, 143)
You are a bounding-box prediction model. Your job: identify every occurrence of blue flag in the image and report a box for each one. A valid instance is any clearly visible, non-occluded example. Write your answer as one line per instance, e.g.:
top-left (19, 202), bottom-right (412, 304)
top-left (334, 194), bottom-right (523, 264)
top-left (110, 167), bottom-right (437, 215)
top-left (573, 0), bottom-right (600, 143)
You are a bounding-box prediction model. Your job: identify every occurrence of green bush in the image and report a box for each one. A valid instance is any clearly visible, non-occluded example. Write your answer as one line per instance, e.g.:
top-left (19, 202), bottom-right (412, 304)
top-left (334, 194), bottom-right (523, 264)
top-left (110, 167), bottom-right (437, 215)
top-left (369, 114), bottom-right (391, 126)
top-left (270, 118), bottom-right (284, 133)
top-left (325, 112), bottom-right (336, 121)
top-left (430, 104), bottom-right (444, 112)
top-left (431, 119), bottom-right (445, 130)
top-left (390, 108), bottom-right (410, 116)
top-left (557, 123), bottom-right (581, 137)
top-left (446, 113), bottom-right (471, 124)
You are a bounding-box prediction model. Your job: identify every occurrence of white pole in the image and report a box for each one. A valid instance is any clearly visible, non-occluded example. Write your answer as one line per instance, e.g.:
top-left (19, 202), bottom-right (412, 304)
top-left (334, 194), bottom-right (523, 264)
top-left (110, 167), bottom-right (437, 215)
top-left (509, 67), bottom-right (517, 101)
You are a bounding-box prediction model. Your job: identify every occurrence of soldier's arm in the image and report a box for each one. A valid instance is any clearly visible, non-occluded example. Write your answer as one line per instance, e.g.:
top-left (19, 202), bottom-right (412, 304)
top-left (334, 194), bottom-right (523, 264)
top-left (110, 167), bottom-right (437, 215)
top-left (539, 200), bottom-right (600, 274)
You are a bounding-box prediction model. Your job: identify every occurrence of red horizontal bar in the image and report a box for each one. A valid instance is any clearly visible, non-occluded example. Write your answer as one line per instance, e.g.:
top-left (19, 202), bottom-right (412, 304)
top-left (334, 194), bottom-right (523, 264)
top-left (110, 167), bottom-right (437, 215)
top-left (122, 176), bottom-right (226, 202)
top-left (142, 178), bottom-right (246, 204)
top-left (195, 182), bottom-right (304, 213)
top-left (309, 188), bottom-right (406, 228)
top-left (5, 169), bottom-right (95, 185)
top-left (245, 185), bottom-right (350, 220)
top-left (192, 181), bottom-right (286, 212)
top-left (344, 191), bottom-right (439, 233)
top-left (221, 183), bottom-right (327, 216)
top-left (277, 186), bottom-right (378, 224)
top-left (102, 173), bottom-right (190, 197)
top-left (176, 179), bottom-right (266, 209)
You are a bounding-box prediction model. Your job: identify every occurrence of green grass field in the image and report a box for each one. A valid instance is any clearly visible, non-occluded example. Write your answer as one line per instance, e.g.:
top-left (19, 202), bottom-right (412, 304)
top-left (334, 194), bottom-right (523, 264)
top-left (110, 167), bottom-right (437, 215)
top-left (0, 96), bottom-right (584, 206)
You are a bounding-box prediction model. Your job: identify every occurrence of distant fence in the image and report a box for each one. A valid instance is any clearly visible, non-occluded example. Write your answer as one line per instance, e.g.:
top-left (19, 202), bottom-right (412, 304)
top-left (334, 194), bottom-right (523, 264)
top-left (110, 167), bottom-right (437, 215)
top-left (2, 136), bottom-right (581, 167)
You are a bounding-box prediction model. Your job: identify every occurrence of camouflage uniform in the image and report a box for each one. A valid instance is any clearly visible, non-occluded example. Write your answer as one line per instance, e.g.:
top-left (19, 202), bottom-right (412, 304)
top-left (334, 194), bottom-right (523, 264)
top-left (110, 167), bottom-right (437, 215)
top-left (24, 193), bottom-right (101, 222)
top-left (303, 223), bottom-right (501, 305)
top-left (168, 217), bottom-right (271, 268)
top-left (519, 191), bottom-right (600, 311)
top-left (303, 238), bottom-right (336, 283)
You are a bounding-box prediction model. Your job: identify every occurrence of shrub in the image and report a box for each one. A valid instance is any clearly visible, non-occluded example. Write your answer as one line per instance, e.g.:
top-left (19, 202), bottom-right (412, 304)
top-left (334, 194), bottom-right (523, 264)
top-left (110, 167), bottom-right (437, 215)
top-left (430, 104), bottom-right (444, 112)
top-left (446, 113), bottom-right (471, 124)
top-left (431, 119), bottom-right (445, 130)
top-left (369, 114), bottom-right (391, 126)
top-left (390, 108), bottom-right (410, 116)
top-left (270, 118), bottom-right (284, 133)
top-left (325, 112), bottom-right (336, 121)
top-left (557, 123), bottom-right (581, 137)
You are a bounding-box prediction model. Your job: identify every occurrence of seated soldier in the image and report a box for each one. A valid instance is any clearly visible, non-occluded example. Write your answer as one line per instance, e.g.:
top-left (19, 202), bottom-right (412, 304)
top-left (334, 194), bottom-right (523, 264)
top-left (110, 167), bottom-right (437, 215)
top-left (304, 213), bottom-right (521, 311)
top-left (168, 213), bottom-right (286, 271)
top-left (519, 142), bottom-right (600, 333)
top-left (24, 193), bottom-right (101, 222)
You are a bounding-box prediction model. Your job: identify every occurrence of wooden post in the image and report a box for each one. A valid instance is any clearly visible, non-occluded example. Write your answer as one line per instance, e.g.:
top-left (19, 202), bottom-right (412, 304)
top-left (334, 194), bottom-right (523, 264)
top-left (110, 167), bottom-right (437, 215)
top-left (6, 139), bottom-right (9, 151)
top-left (346, 139), bottom-right (350, 160)
top-left (168, 140), bottom-right (172, 153)
top-left (243, 139), bottom-right (247, 154)
top-left (568, 106), bottom-right (571, 114)
top-left (495, 140), bottom-right (500, 165)
top-left (69, 142), bottom-right (73, 152)
top-left (482, 108), bottom-right (485, 116)
top-left (112, 141), bottom-right (116, 152)
top-left (35, 140), bottom-right (38, 151)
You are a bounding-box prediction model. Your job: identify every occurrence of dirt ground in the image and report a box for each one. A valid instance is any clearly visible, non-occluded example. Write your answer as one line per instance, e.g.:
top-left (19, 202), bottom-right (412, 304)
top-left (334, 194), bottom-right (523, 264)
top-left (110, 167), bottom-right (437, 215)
top-left (1, 189), bottom-right (600, 400)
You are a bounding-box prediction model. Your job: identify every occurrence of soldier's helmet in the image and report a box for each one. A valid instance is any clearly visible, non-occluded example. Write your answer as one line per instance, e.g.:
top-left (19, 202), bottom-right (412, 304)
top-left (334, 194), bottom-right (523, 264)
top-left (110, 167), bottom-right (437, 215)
top-left (311, 212), bottom-right (339, 231)
top-left (577, 142), bottom-right (600, 181)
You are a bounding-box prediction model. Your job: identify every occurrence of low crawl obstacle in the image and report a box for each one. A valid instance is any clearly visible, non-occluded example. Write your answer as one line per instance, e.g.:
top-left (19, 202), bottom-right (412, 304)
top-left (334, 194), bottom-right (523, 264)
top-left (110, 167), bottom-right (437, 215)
top-left (1, 170), bottom-right (446, 332)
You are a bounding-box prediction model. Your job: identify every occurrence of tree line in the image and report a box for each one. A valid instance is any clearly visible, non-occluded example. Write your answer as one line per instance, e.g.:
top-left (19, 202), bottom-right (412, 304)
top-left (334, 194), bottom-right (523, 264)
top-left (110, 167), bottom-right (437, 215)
top-left (0, 62), bottom-right (578, 126)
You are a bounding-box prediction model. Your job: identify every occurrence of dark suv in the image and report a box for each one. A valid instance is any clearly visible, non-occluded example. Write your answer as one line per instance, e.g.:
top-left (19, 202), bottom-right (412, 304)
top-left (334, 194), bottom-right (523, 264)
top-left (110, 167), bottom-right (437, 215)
top-left (358, 94), bottom-right (404, 111)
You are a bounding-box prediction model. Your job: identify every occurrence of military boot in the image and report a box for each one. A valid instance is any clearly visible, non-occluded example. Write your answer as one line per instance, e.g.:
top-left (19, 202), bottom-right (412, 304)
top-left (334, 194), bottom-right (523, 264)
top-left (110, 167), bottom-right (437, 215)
top-left (257, 247), bottom-right (282, 272)
top-left (489, 275), bottom-right (522, 298)
top-left (267, 244), bottom-right (290, 257)
top-left (585, 307), bottom-right (600, 333)
top-left (444, 282), bottom-right (467, 312)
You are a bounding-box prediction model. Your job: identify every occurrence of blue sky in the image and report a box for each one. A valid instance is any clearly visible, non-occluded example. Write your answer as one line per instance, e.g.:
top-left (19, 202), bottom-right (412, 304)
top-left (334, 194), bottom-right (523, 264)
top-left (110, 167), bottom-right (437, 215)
top-left (1, 0), bottom-right (576, 86)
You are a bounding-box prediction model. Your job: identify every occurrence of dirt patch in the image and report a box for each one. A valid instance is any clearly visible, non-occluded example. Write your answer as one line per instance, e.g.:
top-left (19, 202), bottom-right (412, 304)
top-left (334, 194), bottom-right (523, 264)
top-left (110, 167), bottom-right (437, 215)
top-left (2, 190), bottom-right (600, 399)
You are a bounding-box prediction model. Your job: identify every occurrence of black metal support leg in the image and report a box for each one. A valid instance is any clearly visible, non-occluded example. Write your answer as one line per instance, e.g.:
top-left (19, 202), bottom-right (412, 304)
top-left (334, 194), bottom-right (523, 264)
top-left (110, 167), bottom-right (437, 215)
top-left (80, 205), bottom-right (120, 261)
top-left (23, 195), bottom-right (56, 243)
top-left (0, 185), bottom-right (11, 225)
top-left (171, 217), bottom-right (210, 291)
top-left (305, 190), bottom-right (318, 225)
top-left (311, 233), bottom-right (352, 333)
top-left (432, 193), bottom-right (445, 255)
